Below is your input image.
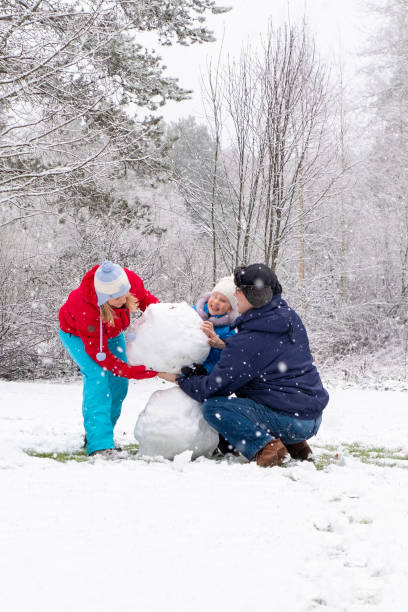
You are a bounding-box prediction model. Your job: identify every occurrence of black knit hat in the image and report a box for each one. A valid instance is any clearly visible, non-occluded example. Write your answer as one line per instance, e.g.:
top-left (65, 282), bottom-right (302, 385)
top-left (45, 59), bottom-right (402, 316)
top-left (234, 263), bottom-right (282, 309)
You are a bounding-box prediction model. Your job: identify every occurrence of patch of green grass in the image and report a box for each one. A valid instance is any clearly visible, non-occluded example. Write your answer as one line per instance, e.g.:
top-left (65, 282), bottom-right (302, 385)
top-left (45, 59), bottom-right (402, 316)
top-left (313, 442), bottom-right (408, 470)
top-left (25, 441), bottom-right (408, 469)
top-left (314, 452), bottom-right (335, 471)
top-left (119, 443), bottom-right (139, 456)
top-left (347, 515), bottom-right (373, 525)
top-left (346, 442), bottom-right (408, 463)
top-left (26, 443), bottom-right (139, 463)
top-left (26, 449), bottom-right (88, 463)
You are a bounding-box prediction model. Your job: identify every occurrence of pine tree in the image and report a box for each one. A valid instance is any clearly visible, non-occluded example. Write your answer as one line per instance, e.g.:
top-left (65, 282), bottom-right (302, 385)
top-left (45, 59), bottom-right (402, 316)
top-left (0, 0), bottom-right (228, 225)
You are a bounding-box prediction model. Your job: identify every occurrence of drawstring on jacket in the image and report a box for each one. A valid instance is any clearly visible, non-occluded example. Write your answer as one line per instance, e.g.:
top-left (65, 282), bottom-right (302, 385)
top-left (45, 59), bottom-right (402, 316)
top-left (287, 323), bottom-right (295, 344)
top-left (95, 306), bottom-right (136, 362)
top-left (96, 308), bottom-right (106, 361)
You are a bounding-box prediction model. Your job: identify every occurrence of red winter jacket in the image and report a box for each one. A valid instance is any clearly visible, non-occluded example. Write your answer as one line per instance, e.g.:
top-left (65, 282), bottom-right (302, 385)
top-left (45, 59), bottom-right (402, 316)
top-left (59, 265), bottom-right (159, 379)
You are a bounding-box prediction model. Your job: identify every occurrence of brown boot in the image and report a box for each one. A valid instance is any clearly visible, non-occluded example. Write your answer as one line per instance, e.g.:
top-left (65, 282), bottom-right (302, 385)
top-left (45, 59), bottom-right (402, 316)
top-left (255, 438), bottom-right (288, 467)
top-left (286, 440), bottom-right (314, 462)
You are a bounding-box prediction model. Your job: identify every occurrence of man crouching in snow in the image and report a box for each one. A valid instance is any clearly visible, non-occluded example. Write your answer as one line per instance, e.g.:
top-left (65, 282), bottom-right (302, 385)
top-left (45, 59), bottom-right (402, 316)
top-left (159, 263), bottom-right (329, 468)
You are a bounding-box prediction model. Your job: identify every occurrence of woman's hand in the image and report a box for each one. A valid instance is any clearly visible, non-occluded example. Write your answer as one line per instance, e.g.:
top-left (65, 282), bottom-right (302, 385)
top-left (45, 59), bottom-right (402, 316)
top-left (157, 372), bottom-right (179, 384)
top-left (200, 321), bottom-right (225, 349)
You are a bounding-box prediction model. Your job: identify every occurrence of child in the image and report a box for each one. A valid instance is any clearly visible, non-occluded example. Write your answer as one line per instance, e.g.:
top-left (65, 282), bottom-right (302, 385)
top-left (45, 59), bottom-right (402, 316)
top-left (192, 276), bottom-right (238, 373)
top-left (181, 276), bottom-right (239, 456)
top-left (59, 261), bottom-right (159, 456)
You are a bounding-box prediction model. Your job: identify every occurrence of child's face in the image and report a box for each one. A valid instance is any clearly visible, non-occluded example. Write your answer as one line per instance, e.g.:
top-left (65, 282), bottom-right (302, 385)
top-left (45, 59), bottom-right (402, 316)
top-left (108, 294), bottom-right (127, 308)
top-left (208, 292), bottom-right (232, 316)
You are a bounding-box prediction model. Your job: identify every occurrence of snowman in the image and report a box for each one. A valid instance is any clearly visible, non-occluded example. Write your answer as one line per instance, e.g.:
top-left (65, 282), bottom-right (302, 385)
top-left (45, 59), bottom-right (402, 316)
top-left (127, 302), bottom-right (219, 460)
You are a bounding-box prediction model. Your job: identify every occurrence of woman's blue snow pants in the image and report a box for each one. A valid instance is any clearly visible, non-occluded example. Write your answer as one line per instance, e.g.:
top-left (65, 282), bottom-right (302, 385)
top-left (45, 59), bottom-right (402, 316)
top-left (59, 330), bottom-right (129, 455)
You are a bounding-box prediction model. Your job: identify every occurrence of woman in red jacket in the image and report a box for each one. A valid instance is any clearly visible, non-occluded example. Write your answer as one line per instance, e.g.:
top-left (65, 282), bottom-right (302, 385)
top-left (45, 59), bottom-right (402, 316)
top-left (59, 261), bottom-right (159, 456)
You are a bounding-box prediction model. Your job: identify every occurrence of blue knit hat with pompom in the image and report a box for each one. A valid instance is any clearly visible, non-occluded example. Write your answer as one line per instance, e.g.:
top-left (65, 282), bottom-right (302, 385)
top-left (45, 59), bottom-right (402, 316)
top-left (94, 261), bottom-right (130, 306)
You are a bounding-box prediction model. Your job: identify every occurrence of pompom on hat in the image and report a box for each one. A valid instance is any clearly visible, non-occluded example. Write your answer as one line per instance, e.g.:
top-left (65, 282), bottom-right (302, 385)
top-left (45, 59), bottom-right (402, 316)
top-left (211, 275), bottom-right (237, 310)
top-left (94, 261), bottom-right (131, 307)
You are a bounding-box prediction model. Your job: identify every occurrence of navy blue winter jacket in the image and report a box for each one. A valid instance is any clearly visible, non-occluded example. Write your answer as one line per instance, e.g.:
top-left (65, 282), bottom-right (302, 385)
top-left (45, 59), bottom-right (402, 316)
top-left (178, 295), bottom-right (329, 419)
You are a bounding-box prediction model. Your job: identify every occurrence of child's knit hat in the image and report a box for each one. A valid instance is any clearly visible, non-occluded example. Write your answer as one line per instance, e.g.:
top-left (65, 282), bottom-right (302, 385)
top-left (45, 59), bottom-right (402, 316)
top-left (211, 276), bottom-right (237, 310)
top-left (94, 261), bottom-right (130, 306)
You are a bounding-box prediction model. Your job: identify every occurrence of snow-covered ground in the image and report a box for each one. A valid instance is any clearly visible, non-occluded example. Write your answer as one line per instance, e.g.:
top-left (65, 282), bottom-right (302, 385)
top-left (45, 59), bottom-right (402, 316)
top-left (1, 378), bottom-right (407, 612)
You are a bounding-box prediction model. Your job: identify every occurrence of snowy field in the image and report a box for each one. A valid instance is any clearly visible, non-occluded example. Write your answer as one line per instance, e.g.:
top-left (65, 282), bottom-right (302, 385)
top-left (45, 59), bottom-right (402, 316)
top-left (1, 378), bottom-right (407, 612)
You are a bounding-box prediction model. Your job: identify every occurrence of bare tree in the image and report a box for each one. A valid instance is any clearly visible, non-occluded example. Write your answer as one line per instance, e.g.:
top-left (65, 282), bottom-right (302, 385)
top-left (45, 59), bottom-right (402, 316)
top-left (362, 0), bottom-right (408, 317)
top-left (175, 21), bottom-right (337, 277)
top-left (251, 23), bottom-right (334, 269)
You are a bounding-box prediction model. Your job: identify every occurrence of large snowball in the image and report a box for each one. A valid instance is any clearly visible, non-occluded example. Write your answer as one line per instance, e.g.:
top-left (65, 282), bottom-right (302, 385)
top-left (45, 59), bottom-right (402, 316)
top-left (127, 302), bottom-right (210, 373)
top-left (135, 387), bottom-right (219, 460)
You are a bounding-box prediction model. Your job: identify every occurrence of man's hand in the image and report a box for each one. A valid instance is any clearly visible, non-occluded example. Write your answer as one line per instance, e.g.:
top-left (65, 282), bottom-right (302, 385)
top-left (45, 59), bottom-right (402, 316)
top-left (157, 372), bottom-right (179, 384)
top-left (181, 363), bottom-right (207, 378)
top-left (200, 321), bottom-right (225, 349)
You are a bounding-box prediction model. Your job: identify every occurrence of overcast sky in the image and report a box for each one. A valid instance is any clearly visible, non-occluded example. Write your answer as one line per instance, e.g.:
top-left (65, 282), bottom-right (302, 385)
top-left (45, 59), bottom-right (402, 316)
top-left (150, 0), bottom-right (372, 122)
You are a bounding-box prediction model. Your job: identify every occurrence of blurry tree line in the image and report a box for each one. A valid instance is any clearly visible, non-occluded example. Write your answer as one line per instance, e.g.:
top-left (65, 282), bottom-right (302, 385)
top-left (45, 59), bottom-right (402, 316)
top-left (1, 0), bottom-right (407, 381)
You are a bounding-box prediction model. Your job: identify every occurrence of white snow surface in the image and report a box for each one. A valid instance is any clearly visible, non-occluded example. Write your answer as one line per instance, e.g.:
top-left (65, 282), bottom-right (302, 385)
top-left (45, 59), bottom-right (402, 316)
top-left (127, 302), bottom-right (210, 372)
top-left (135, 386), bottom-right (218, 459)
top-left (1, 378), bottom-right (408, 612)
